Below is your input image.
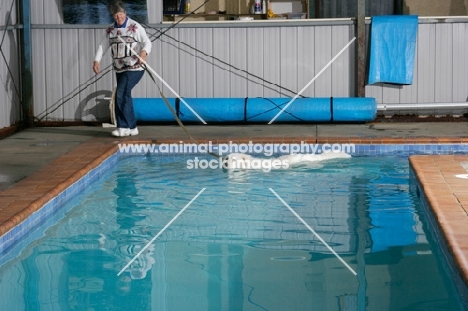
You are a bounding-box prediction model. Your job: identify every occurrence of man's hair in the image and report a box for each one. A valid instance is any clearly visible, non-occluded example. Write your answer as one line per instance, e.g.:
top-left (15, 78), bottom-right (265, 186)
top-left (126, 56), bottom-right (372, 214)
top-left (109, 1), bottom-right (126, 15)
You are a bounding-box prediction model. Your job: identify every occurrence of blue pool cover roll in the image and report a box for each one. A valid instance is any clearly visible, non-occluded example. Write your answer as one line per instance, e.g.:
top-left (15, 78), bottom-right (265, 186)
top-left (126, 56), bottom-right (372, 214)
top-left (245, 98), bottom-right (331, 122)
top-left (368, 15), bottom-right (418, 85)
top-left (178, 98), bottom-right (245, 122)
top-left (134, 98), bottom-right (177, 122)
top-left (333, 97), bottom-right (377, 122)
top-left (133, 97), bottom-right (377, 123)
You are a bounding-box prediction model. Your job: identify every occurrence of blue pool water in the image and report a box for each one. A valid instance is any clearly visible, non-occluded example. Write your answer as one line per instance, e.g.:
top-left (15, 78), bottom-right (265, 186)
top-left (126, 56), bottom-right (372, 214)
top-left (0, 153), bottom-right (466, 310)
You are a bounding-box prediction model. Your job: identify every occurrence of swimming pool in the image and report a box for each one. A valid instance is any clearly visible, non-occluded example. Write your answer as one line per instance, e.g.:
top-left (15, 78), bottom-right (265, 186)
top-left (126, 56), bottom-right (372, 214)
top-left (0, 150), bottom-right (467, 310)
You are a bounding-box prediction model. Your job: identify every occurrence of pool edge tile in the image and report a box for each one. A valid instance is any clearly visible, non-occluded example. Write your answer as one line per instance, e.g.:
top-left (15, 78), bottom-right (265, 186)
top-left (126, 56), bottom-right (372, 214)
top-left (410, 154), bottom-right (468, 289)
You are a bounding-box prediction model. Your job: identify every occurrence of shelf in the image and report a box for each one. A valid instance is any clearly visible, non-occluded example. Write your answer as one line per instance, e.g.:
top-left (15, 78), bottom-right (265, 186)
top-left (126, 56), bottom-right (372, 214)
top-left (163, 13), bottom-right (267, 22)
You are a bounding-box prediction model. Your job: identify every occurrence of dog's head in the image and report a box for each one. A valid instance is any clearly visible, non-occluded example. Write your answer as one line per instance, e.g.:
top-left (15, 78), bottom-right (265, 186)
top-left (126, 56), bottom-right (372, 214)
top-left (222, 153), bottom-right (254, 170)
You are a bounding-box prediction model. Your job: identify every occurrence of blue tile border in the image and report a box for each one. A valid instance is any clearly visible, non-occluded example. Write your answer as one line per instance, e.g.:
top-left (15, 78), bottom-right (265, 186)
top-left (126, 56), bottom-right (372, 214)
top-left (351, 144), bottom-right (468, 156)
top-left (0, 151), bottom-right (119, 265)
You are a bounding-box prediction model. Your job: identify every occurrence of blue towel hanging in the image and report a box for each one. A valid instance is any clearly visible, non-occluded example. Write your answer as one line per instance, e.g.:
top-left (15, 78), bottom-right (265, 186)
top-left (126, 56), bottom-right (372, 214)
top-left (368, 15), bottom-right (418, 85)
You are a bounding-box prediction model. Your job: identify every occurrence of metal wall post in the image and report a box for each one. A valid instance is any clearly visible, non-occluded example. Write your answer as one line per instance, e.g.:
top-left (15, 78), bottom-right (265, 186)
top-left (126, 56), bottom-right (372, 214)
top-left (20, 0), bottom-right (33, 126)
top-left (356, 0), bottom-right (366, 97)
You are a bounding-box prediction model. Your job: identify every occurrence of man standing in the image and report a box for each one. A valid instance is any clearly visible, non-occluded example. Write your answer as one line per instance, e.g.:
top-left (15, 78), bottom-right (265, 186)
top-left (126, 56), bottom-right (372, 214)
top-left (93, 1), bottom-right (152, 137)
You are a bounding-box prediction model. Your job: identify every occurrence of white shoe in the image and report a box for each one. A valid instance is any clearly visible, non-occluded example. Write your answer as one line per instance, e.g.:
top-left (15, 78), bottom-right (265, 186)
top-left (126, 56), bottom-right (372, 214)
top-left (112, 127), bottom-right (139, 137)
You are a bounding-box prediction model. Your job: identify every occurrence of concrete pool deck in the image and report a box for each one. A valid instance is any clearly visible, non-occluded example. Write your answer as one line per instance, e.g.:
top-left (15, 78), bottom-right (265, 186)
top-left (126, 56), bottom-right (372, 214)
top-left (0, 122), bottom-right (468, 287)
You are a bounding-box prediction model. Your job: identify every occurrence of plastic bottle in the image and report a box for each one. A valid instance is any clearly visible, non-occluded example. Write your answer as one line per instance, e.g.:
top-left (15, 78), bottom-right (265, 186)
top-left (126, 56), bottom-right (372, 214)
top-left (262, 0), bottom-right (266, 14)
top-left (254, 0), bottom-right (261, 14)
top-left (185, 0), bottom-right (190, 13)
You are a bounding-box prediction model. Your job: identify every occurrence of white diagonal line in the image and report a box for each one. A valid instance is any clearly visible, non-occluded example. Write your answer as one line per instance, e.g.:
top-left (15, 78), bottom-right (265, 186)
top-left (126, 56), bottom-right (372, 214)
top-left (117, 36), bottom-right (207, 124)
top-left (268, 37), bottom-right (356, 124)
top-left (269, 188), bottom-right (357, 276)
top-left (117, 188), bottom-right (206, 276)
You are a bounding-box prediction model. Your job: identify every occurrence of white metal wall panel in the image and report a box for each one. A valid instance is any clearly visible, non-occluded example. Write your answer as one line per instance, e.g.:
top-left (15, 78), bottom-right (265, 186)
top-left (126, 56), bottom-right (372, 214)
top-left (90, 28), bottom-right (114, 121)
top-left (330, 25), bottom-right (351, 97)
top-left (0, 30), bottom-right (9, 128)
top-left (1, 0), bottom-right (17, 25)
top-left (280, 27), bottom-right (299, 97)
top-left (32, 29), bottom-right (47, 121)
top-left (229, 28), bottom-right (248, 98)
top-left (141, 26), bottom-right (160, 98)
top-left (263, 27), bottom-right (281, 98)
top-left (0, 0), bottom-right (21, 129)
top-left (161, 28), bottom-right (181, 99)
top-left (364, 82), bottom-right (382, 103)
top-left (416, 23), bottom-right (436, 103)
top-left (382, 84), bottom-right (401, 105)
top-left (246, 27), bottom-right (265, 97)
top-left (147, 0), bottom-right (163, 24)
top-left (31, 0), bottom-right (45, 24)
top-left (60, 29), bottom-right (80, 120)
top-left (176, 28), bottom-right (197, 98)
top-left (212, 28), bottom-right (231, 97)
top-left (32, 0), bottom-right (63, 24)
top-left (79, 28), bottom-right (97, 121)
top-left (297, 27), bottom-right (315, 98)
top-left (452, 23), bottom-right (468, 102)
top-left (43, 0), bottom-right (63, 24)
top-left (0, 44), bottom-right (5, 128)
top-left (44, 29), bottom-right (63, 120)
top-left (0, 27), bottom-right (21, 128)
top-left (314, 26), bottom-right (333, 97)
top-left (147, 28), bottom-right (162, 98)
top-left (195, 28), bottom-right (214, 97)
top-left (435, 23), bottom-right (453, 102)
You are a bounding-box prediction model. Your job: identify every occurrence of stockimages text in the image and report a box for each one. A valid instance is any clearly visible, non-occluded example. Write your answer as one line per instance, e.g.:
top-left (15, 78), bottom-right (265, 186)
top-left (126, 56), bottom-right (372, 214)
top-left (118, 141), bottom-right (355, 172)
top-left (186, 156), bottom-right (290, 171)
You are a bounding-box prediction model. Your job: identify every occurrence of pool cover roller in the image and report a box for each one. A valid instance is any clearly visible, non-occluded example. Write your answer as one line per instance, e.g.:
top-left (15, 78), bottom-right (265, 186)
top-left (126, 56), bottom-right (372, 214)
top-left (133, 97), bottom-right (377, 123)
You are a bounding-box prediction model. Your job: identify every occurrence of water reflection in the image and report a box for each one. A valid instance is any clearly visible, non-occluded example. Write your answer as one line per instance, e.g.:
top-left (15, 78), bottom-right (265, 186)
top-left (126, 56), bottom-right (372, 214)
top-left (62, 0), bottom-right (148, 24)
top-left (113, 172), bottom-right (156, 281)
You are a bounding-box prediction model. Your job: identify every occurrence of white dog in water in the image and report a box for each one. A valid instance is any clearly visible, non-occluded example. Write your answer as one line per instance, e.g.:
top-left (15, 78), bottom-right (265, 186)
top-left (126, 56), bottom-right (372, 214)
top-left (223, 152), bottom-right (351, 171)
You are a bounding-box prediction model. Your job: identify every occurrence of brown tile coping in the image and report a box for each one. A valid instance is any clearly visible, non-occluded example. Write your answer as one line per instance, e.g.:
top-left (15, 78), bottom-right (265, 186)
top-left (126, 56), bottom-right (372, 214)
top-left (1, 136), bottom-right (468, 290)
top-left (410, 155), bottom-right (468, 288)
top-left (0, 140), bottom-right (118, 237)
